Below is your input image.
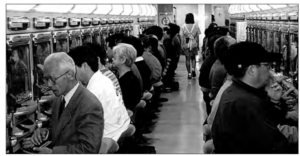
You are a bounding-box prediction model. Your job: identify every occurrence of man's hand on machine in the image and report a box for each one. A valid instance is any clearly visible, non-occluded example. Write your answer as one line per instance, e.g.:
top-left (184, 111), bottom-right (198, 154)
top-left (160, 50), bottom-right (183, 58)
top-left (30, 128), bottom-right (49, 146)
top-left (33, 147), bottom-right (53, 154)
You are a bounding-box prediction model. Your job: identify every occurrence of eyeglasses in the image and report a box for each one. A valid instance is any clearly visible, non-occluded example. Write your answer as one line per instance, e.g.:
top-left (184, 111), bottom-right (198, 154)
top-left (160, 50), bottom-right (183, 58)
top-left (260, 63), bottom-right (272, 69)
top-left (43, 70), bottom-right (70, 86)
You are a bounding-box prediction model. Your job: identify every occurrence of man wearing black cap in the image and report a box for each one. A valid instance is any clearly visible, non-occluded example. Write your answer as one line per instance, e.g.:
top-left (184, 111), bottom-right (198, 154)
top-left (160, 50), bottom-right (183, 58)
top-left (211, 42), bottom-right (293, 153)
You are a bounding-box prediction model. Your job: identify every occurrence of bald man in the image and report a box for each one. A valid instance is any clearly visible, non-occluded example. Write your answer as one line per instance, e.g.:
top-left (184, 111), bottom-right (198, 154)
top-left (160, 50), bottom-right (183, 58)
top-left (29, 52), bottom-right (104, 154)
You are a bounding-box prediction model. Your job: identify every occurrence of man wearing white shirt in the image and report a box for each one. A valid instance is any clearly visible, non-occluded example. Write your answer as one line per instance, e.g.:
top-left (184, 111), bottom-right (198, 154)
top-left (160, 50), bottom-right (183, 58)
top-left (68, 46), bottom-right (130, 141)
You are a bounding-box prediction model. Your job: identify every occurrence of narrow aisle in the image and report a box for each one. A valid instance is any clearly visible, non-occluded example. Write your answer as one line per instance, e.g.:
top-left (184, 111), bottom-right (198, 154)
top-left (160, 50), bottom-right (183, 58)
top-left (145, 55), bottom-right (206, 153)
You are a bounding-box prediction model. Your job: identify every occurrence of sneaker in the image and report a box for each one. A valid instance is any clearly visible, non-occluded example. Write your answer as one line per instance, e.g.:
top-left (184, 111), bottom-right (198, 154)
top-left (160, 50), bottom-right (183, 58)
top-left (188, 73), bottom-right (192, 79)
top-left (192, 71), bottom-right (196, 77)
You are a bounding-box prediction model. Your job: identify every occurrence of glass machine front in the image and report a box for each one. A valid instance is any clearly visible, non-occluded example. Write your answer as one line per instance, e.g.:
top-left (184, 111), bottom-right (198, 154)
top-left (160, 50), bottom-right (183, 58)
top-left (53, 31), bottom-right (68, 53)
top-left (279, 25), bottom-right (290, 74)
top-left (69, 30), bottom-right (82, 51)
top-left (257, 23), bottom-right (262, 45)
top-left (289, 25), bottom-right (298, 77)
top-left (32, 33), bottom-right (52, 94)
top-left (7, 35), bottom-right (32, 104)
top-left (261, 23), bottom-right (268, 50)
top-left (273, 24), bottom-right (281, 54)
top-left (92, 28), bottom-right (101, 46)
top-left (82, 29), bottom-right (92, 44)
top-left (266, 23), bottom-right (274, 53)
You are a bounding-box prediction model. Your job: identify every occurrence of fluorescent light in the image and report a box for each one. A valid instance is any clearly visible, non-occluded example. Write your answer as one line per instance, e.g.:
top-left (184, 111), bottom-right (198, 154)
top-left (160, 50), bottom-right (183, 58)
top-left (70, 5), bottom-right (96, 14)
top-left (257, 5), bottom-right (271, 10)
top-left (94, 5), bottom-right (112, 15)
top-left (228, 5), bottom-right (233, 14)
top-left (109, 5), bottom-right (123, 15)
top-left (121, 5), bottom-right (132, 16)
top-left (139, 5), bottom-right (147, 16)
top-left (130, 5), bottom-right (140, 16)
top-left (243, 5), bottom-right (252, 13)
top-left (269, 5), bottom-right (288, 9)
top-left (147, 5), bottom-right (153, 16)
top-left (145, 5), bottom-right (152, 16)
top-left (7, 5), bottom-right (36, 11)
top-left (33, 5), bottom-right (74, 13)
top-left (249, 5), bottom-right (261, 11)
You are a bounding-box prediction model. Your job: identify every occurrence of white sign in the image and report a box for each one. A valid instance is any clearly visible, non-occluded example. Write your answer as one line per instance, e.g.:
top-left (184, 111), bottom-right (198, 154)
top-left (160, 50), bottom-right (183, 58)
top-left (236, 22), bottom-right (247, 43)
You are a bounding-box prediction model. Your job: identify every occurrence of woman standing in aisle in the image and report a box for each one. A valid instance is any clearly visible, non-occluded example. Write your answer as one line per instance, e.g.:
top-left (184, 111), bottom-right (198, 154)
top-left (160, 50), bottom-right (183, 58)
top-left (181, 13), bottom-right (201, 79)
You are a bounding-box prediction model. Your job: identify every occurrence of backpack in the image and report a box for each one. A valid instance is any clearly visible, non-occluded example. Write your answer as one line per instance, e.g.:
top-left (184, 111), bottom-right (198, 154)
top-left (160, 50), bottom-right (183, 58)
top-left (183, 24), bottom-right (198, 50)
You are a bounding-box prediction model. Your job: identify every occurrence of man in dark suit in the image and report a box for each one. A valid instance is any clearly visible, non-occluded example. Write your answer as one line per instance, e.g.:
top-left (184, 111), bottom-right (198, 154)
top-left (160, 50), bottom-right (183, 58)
top-left (29, 52), bottom-right (104, 153)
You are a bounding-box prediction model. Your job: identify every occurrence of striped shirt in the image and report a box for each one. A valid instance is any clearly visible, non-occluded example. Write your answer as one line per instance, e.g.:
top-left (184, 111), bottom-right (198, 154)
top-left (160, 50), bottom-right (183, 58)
top-left (100, 68), bottom-right (124, 105)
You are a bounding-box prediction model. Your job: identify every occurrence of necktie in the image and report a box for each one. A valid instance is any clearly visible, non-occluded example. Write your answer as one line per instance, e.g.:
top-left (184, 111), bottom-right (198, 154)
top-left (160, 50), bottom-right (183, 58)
top-left (58, 98), bottom-right (66, 120)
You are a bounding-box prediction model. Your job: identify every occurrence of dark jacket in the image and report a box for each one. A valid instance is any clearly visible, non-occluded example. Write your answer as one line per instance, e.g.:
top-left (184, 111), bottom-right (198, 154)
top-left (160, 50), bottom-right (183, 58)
top-left (212, 78), bottom-right (290, 153)
top-left (50, 83), bottom-right (104, 154)
top-left (142, 52), bottom-right (162, 85)
top-left (131, 63), bottom-right (143, 97)
top-left (135, 58), bottom-right (152, 92)
top-left (199, 54), bottom-right (216, 92)
top-left (209, 60), bottom-right (227, 99)
top-left (119, 70), bottom-right (142, 111)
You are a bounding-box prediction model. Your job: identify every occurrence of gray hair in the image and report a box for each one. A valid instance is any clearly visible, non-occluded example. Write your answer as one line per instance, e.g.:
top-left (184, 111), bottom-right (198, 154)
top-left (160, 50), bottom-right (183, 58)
top-left (44, 52), bottom-right (76, 75)
top-left (113, 43), bottom-right (137, 67)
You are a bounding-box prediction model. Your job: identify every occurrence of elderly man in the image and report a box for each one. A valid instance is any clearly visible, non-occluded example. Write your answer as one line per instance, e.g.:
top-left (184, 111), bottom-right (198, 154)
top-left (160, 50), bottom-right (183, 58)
top-left (29, 52), bottom-right (104, 154)
top-left (68, 46), bottom-right (130, 142)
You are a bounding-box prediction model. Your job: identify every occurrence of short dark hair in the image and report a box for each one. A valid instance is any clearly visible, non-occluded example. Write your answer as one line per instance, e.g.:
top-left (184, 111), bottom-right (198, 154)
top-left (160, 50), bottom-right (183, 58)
top-left (83, 43), bottom-right (106, 65)
top-left (68, 46), bottom-right (99, 72)
top-left (185, 13), bottom-right (195, 24)
top-left (106, 33), bottom-right (126, 49)
top-left (139, 34), bottom-right (150, 49)
top-left (143, 26), bottom-right (163, 40)
top-left (168, 23), bottom-right (180, 38)
top-left (214, 36), bottom-right (236, 64)
top-left (207, 35), bottom-right (222, 56)
top-left (121, 35), bottom-right (144, 57)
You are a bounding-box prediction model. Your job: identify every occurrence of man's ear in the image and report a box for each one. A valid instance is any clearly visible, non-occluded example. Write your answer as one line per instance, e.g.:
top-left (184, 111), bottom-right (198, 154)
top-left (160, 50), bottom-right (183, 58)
top-left (82, 62), bottom-right (89, 70)
top-left (247, 65), bottom-right (256, 76)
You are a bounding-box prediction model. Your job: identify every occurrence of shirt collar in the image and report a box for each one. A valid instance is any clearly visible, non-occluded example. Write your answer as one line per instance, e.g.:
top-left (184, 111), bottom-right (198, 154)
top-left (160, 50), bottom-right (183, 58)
top-left (86, 71), bottom-right (101, 89)
top-left (135, 56), bottom-right (144, 62)
top-left (64, 82), bottom-right (80, 107)
top-left (232, 77), bottom-right (267, 98)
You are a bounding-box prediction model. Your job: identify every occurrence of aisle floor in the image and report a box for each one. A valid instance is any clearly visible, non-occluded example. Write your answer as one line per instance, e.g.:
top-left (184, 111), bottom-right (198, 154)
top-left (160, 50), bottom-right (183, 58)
top-left (145, 55), bottom-right (206, 154)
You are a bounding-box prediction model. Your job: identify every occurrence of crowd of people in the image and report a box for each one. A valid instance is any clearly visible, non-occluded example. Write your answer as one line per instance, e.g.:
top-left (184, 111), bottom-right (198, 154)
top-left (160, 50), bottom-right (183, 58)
top-left (200, 22), bottom-right (299, 153)
top-left (18, 12), bottom-right (298, 154)
top-left (21, 17), bottom-right (186, 153)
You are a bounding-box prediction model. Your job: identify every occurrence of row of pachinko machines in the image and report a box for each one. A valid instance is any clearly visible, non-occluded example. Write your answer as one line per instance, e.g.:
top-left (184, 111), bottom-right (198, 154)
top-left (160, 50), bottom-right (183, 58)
top-left (6, 15), bottom-right (155, 153)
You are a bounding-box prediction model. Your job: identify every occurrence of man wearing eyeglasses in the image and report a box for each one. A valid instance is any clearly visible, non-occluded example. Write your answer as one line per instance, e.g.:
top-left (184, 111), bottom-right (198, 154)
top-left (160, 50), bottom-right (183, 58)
top-left (28, 52), bottom-right (104, 154)
top-left (211, 42), bottom-right (295, 153)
